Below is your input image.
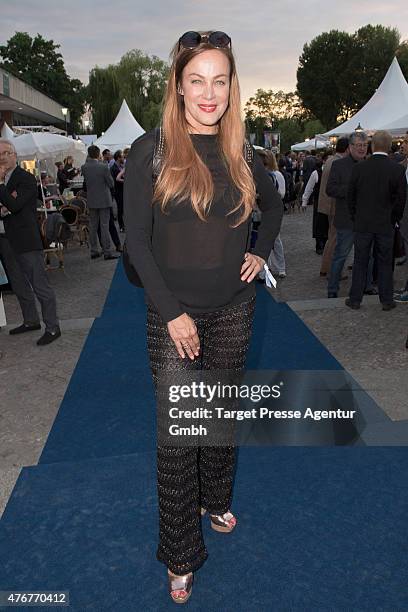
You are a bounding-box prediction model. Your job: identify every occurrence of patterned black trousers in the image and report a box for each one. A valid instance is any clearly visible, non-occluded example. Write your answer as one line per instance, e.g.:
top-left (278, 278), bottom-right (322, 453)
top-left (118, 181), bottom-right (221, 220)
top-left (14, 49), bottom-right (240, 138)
top-left (147, 296), bottom-right (255, 575)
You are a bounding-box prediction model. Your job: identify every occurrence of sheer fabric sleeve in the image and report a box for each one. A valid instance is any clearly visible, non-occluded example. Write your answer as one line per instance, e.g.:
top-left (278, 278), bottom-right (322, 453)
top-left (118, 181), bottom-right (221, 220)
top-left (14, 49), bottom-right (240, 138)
top-left (123, 131), bottom-right (184, 323)
top-left (251, 152), bottom-right (284, 261)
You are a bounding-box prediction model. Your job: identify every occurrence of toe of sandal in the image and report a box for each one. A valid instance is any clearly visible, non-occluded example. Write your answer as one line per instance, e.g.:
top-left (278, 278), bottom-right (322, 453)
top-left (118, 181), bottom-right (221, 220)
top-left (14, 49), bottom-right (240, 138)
top-left (168, 571), bottom-right (193, 604)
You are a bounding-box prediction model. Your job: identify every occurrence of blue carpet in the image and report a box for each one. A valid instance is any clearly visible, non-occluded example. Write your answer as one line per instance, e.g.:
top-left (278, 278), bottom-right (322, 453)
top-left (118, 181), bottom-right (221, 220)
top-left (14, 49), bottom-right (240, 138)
top-left (1, 263), bottom-right (407, 611)
top-left (38, 267), bottom-right (342, 465)
top-left (1, 448), bottom-right (407, 611)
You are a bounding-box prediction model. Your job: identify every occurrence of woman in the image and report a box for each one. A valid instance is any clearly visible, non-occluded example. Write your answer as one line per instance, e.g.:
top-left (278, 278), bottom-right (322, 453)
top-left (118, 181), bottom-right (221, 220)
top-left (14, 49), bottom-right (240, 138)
top-left (258, 150), bottom-right (286, 278)
top-left (110, 150), bottom-right (125, 232)
top-left (55, 162), bottom-right (69, 194)
top-left (124, 30), bottom-right (282, 604)
top-left (63, 156), bottom-right (78, 181)
top-left (301, 156), bottom-right (328, 253)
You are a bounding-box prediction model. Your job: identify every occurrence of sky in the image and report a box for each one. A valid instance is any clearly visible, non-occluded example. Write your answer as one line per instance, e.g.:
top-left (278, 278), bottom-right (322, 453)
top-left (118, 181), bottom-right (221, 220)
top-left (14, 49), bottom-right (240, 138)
top-left (1, 0), bottom-right (408, 105)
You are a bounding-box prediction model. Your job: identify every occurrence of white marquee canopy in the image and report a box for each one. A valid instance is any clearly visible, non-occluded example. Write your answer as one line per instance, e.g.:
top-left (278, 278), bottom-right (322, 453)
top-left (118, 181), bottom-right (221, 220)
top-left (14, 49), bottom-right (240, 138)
top-left (291, 138), bottom-right (329, 152)
top-left (0, 122), bottom-right (16, 140)
top-left (93, 100), bottom-right (145, 151)
top-left (324, 58), bottom-right (408, 137)
top-left (381, 112), bottom-right (408, 135)
top-left (13, 132), bottom-right (87, 165)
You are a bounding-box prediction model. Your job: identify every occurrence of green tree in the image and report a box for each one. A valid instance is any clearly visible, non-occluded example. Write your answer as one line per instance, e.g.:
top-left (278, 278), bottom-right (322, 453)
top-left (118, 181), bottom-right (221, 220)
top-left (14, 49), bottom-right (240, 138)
top-left (396, 40), bottom-right (408, 76)
top-left (297, 25), bottom-right (408, 130)
top-left (0, 32), bottom-right (86, 132)
top-left (86, 65), bottom-right (120, 135)
top-left (244, 89), bottom-right (307, 126)
top-left (278, 118), bottom-right (304, 153)
top-left (87, 50), bottom-right (169, 134)
top-left (343, 25), bottom-right (402, 112)
top-left (244, 88), bottom-right (311, 146)
top-left (296, 30), bottom-right (353, 129)
top-left (302, 119), bottom-right (327, 140)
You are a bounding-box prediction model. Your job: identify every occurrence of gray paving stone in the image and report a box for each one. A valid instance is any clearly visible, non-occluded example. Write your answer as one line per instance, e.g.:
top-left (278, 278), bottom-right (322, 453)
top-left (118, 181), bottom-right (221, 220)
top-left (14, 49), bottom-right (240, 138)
top-left (0, 467), bottom-right (21, 519)
top-left (0, 240), bottom-right (119, 517)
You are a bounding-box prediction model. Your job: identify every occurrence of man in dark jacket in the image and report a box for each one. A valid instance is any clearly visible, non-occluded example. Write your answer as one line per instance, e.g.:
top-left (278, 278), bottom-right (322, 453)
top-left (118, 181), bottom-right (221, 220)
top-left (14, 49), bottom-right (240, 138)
top-left (346, 130), bottom-right (406, 310)
top-left (326, 131), bottom-right (369, 297)
top-left (0, 139), bottom-right (60, 345)
top-left (302, 150), bottom-right (317, 187)
top-left (110, 150), bottom-right (125, 232)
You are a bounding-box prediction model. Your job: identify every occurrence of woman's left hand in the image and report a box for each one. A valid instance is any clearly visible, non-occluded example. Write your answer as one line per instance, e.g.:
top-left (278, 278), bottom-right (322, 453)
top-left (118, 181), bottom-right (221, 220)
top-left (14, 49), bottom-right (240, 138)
top-left (240, 252), bottom-right (265, 283)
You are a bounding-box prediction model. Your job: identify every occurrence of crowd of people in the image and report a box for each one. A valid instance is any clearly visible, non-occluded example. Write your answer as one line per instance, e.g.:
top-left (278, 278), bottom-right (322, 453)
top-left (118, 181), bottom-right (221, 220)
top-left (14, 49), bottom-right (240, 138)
top-left (0, 140), bottom-right (132, 348)
top-left (1, 129), bottom-right (407, 354)
top-left (255, 134), bottom-right (408, 310)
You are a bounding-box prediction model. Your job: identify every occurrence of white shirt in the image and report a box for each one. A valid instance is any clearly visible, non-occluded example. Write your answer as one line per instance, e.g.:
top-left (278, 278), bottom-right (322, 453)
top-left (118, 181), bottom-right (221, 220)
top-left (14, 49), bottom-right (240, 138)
top-left (302, 169), bottom-right (318, 206)
top-left (273, 171), bottom-right (286, 199)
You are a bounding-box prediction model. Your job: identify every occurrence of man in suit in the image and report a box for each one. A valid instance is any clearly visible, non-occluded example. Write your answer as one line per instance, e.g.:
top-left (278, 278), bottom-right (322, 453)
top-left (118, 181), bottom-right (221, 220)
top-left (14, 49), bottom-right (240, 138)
top-left (326, 131), bottom-right (372, 298)
top-left (346, 130), bottom-right (406, 311)
top-left (302, 150), bottom-right (317, 188)
top-left (81, 145), bottom-right (118, 260)
top-left (318, 137), bottom-right (350, 276)
top-left (0, 138), bottom-right (61, 345)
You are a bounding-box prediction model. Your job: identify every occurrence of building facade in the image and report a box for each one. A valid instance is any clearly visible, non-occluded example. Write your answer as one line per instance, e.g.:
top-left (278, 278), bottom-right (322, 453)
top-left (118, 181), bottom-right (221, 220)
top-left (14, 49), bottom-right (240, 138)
top-left (0, 68), bottom-right (70, 130)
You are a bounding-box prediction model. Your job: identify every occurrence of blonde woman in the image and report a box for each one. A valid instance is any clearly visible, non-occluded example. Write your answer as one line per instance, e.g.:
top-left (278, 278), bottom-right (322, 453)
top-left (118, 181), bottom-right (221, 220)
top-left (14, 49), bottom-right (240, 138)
top-left (124, 30), bottom-right (283, 604)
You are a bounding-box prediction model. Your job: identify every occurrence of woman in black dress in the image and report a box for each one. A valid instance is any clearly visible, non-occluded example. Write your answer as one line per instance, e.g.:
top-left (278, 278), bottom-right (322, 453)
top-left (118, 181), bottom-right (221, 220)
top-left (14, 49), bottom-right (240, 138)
top-left (124, 30), bottom-right (283, 604)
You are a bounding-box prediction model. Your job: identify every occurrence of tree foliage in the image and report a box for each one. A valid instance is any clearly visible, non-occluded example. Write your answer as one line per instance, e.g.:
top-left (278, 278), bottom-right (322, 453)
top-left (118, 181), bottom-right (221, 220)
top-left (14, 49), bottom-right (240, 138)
top-left (343, 25), bottom-right (401, 111)
top-left (244, 88), bottom-right (317, 151)
top-left (297, 25), bottom-right (408, 129)
top-left (0, 32), bottom-right (86, 132)
top-left (296, 30), bottom-right (353, 128)
top-left (277, 118), bottom-right (304, 154)
top-left (244, 89), bottom-right (307, 125)
top-left (87, 50), bottom-right (169, 134)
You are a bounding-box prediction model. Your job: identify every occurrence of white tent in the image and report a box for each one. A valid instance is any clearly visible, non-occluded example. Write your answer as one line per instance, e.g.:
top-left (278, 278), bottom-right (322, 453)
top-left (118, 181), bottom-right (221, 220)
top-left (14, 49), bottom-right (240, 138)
top-left (324, 58), bottom-right (408, 137)
top-left (291, 138), bottom-right (329, 152)
top-left (13, 132), bottom-right (87, 188)
top-left (380, 113), bottom-right (408, 136)
top-left (93, 100), bottom-right (145, 151)
top-left (78, 134), bottom-right (97, 147)
top-left (0, 122), bottom-right (16, 140)
top-left (13, 132), bottom-right (87, 166)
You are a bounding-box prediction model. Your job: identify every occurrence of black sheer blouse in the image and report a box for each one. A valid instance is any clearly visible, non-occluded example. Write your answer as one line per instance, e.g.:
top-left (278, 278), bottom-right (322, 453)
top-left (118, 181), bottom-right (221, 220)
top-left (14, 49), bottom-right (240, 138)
top-left (124, 130), bottom-right (283, 323)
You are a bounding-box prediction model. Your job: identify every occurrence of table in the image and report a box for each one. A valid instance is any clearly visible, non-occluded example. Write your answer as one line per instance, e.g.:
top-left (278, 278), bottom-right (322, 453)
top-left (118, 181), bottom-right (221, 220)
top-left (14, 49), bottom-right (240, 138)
top-left (68, 178), bottom-right (84, 195)
top-left (37, 206), bottom-right (58, 213)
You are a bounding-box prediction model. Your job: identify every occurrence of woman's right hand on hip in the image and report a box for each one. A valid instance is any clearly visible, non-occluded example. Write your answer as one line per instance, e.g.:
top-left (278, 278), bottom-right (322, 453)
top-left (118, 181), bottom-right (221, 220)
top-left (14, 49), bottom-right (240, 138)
top-left (167, 313), bottom-right (200, 360)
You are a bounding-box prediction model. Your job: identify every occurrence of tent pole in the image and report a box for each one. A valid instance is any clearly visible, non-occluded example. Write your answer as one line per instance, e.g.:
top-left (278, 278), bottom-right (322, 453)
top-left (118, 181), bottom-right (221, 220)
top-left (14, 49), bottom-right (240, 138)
top-left (37, 157), bottom-right (47, 218)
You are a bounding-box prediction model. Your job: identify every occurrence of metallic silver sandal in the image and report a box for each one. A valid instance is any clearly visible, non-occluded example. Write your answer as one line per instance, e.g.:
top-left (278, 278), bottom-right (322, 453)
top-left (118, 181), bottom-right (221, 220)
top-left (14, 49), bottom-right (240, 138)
top-left (168, 570), bottom-right (193, 604)
top-left (200, 507), bottom-right (237, 533)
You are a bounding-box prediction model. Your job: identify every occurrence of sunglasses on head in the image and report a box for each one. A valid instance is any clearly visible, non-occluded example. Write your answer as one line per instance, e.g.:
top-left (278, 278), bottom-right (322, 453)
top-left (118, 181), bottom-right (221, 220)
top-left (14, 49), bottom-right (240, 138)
top-left (178, 31), bottom-right (231, 52)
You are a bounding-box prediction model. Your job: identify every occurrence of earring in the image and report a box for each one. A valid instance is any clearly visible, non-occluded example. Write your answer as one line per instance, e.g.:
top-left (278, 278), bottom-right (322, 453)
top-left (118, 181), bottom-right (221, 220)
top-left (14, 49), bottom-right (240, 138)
top-left (177, 86), bottom-right (183, 95)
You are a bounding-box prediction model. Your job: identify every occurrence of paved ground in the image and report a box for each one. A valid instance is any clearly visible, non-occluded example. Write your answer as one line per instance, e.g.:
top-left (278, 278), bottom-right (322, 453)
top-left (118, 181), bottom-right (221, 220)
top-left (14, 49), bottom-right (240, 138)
top-left (0, 241), bottom-right (119, 517)
top-left (274, 208), bottom-right (408, 421)
top-left (1, 207), bottom-right (407, 517)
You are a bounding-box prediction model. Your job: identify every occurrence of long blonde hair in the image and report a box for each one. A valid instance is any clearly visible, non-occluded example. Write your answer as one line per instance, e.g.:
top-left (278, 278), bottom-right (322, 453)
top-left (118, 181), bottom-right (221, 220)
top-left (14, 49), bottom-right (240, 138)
top-left (154, 32), bottom-right (256, 226)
